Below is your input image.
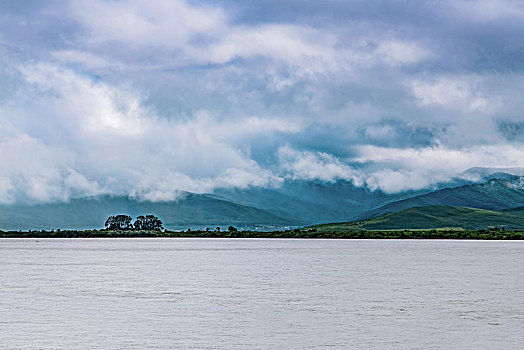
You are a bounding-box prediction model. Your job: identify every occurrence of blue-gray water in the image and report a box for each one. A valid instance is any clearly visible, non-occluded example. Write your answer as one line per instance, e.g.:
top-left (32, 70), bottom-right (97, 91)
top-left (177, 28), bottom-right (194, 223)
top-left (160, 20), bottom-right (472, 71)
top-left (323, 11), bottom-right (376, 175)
top-left (1, 239), bottom-right (523, 349)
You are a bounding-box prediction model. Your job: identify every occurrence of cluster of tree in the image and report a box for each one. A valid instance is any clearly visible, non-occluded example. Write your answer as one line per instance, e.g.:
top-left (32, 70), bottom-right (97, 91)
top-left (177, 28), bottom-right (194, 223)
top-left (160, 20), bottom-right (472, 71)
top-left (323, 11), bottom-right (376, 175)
top-left (104, 214), bottom-right (164, 231)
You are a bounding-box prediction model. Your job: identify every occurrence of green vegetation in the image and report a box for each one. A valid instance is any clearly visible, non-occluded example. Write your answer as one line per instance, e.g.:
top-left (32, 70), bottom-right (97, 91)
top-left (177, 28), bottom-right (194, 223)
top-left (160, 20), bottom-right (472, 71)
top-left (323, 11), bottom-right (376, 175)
top-left (0, 227), bottom-right (522, 239)
top-left (361, 177), bottom-right (524, 219)
top-left (2, 205), bottom-right (524, 240)
top-left (312, 206), bottom-right (524, 231)
top-left (104, 214), bottom-right (164, 231)
top-left (0, 194), bottom-right (293, 231)
top-left (1, 176), bottom-right (523, 231)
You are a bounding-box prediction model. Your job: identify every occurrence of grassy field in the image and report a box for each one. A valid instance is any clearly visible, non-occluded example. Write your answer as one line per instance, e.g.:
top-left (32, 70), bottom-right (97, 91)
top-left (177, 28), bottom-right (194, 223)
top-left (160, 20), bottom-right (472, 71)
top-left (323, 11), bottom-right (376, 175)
top-left (311, 206), bottom-right (524, 231)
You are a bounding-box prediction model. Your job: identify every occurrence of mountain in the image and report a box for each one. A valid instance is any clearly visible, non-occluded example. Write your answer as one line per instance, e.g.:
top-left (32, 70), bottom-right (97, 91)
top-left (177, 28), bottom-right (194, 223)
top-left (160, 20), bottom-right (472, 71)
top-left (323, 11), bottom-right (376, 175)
top-left (0, 180), bottom-right (426, 231)
top-left (503, 206), bottom-right (524, 212)
top-left (312, 206), bottom-right (524, 231)
top-left (3, 174), bottom-right (523, 231)
top-left (0, 194), bottom-right (294, 231)
top-left (359, 176), bottom-right (524, 220)
top-left (458, 167), bottom-right (524, 182)
top-left (212, 180), bottom-right (420, 224)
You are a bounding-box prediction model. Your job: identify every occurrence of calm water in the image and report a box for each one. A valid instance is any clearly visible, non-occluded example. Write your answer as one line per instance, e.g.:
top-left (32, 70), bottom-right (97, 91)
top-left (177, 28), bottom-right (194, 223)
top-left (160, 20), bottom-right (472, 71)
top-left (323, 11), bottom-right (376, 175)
top-left (1, 239), bottom-right (523, 349)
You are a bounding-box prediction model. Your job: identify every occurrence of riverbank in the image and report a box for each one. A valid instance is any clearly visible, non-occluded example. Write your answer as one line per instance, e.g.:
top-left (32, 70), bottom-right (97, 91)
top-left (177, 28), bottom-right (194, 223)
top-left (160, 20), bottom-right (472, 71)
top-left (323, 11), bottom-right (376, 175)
top-left (1, 228), bottom-right (523, 239)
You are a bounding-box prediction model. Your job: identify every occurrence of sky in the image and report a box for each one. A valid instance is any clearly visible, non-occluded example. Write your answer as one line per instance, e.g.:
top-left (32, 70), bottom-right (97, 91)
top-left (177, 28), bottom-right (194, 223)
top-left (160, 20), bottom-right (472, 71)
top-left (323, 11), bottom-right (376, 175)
top-left (1, 0), bottom-right (524, 203)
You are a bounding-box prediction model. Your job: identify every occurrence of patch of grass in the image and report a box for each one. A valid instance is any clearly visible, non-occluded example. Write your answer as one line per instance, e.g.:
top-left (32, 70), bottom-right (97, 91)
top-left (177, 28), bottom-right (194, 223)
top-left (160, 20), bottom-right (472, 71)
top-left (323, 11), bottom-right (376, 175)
top-left (309, 206), bottom-right (524, 231)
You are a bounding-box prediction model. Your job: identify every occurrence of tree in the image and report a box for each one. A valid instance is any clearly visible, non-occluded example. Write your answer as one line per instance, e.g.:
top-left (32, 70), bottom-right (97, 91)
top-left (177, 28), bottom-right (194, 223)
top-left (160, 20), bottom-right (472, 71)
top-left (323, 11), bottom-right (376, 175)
top-left (133, 215), bottom-right (163, 231)
top-left (228, 226), bottom-right (238, 232)
top-left (105, 215), bottom-right (133, 230)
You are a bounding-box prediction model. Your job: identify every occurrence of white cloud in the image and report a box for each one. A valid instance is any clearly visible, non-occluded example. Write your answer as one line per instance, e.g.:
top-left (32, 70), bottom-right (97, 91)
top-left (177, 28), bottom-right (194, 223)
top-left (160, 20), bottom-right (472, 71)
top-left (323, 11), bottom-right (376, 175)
top-left (71, 0), bottom-right (226, 47)
top-left (275, 143), bottom-right (524, 193)
top-left (279, 146), bottom-right (362, 183)
top-left (52, 50), bottom-right (120, 69)
top-left (0, 177), bottom-right (15, 204)
top-left (1, 0), bottom-right (524, 202)
top-left (19, 63), bottom-right (148, 137)
top-left (411, 76), bottom-right (493, 111)
top-left (363, 125), bottom-right (396, 140)
top-left (63, 0), bottom-right (431, 75)
top-left (182, 112), bottom-right (302, 143)
top-left (375, 40), bottom-right (431, 66)
top-left (450, 0), bottom-right (524, 21)
top-left (0, 63), bottom-right (297, 202)
top-left (352, 144), bottom-right (524, 192)
top-left (206, 25), bottom-right (338, 70)
top-left (0, 134), bottom-right (102, 203)
top-left (67, 0), bottom-right (339, 72)
top-left (364, 169), bottom-right (445, 193)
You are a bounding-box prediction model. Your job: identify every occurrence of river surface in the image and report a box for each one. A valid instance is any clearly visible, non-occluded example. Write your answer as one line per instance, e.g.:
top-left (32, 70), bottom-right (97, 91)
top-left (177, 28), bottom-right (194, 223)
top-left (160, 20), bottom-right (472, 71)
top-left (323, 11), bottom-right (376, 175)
top-left (1, 238), bottom-right (523, 349)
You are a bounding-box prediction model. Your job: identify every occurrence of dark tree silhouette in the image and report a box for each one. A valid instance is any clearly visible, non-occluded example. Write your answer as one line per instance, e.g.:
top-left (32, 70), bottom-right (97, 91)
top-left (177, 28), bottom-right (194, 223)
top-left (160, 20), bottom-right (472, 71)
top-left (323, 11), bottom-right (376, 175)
top-left (105, 215), bottom-right (133, 230)
top-left (228, 226), bottom-right (238, 232)
top-left (134, 215), bottom-right (164, 231)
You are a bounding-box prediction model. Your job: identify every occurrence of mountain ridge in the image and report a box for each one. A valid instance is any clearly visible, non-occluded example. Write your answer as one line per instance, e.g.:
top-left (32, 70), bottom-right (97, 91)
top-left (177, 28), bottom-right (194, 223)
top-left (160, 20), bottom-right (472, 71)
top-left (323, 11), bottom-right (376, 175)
top-left (1, 173), bottom-right (524, 231)
top-left (0, 194), bottom-right (295, 231)
top-left (358, 176), bottom-right (524, 220)
top-left (312, 205), bottom-right (524, 231)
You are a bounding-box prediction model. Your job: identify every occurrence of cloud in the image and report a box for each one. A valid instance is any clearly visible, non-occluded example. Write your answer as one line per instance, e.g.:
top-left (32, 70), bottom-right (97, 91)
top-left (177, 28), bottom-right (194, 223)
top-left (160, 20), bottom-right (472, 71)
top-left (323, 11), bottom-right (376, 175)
top-left (1, 63), bottom-right (295, 202)
top-left (375, 40), bottom-right (431, 66)
top-left (66, 0), bottom-right (340, 72)
top-left (411, 76), bottom-right (492, 112)
top-left (0, 133), bottom-right (101, 204)
top-left (275, 141), bottom-right (524, 194)
top-left (276, 142), bottom-right (524, 193)
top-left (71, 0), bottom-right (226, 47)
top-left (60, 0), bottom-right (432, 75)
top-left (1, 0), bottom-right (524, 202)
top-left (51, 50), bottom-right (118, 69)
top-left (279, 146), bottom-right (362, 184)
top-left (351, 144), bottom-right (524, 192)
top-left (449, 0), bottom-right (524, 21)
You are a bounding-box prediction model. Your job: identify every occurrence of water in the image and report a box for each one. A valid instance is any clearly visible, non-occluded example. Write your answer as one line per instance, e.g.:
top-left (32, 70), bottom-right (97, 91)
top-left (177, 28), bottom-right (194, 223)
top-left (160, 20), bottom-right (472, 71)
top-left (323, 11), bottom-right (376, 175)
top-left (1, 239), bottom-right (523, 349)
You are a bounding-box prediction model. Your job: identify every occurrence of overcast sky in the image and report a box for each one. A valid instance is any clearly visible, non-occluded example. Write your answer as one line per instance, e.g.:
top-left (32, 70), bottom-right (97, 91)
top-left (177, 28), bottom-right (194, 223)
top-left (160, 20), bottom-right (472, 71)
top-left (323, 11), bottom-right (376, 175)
top-left (1, 0), bottom-right (524, 203)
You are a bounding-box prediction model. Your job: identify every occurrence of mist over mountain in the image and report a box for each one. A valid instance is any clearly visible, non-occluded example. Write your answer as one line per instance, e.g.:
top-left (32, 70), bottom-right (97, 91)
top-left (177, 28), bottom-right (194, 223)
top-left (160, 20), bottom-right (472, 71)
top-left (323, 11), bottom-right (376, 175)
top-left (0, 180), bottom-right (407, 231)
top-left (359, 176), bottom-right (524, 220)
top-left (0, 194), bottom-right (293, 231)
top-left (2, 173), bottom-right (524, 231)
top-left (457, 167), bottom-right (524, 182)
top-left (212, 180), bottom-right (421, 223)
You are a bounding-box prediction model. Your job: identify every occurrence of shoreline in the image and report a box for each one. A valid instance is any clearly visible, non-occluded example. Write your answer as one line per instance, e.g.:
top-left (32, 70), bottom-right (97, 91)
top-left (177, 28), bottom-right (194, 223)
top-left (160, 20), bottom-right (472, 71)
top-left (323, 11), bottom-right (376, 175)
top-left (1, 229), bottom-right (523, 240)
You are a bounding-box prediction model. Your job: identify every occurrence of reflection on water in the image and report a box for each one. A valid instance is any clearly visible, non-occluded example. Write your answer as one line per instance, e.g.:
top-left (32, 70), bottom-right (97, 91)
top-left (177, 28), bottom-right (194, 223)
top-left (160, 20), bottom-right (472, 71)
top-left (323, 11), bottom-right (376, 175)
top-left (1, 239), bottom-right (523, 349)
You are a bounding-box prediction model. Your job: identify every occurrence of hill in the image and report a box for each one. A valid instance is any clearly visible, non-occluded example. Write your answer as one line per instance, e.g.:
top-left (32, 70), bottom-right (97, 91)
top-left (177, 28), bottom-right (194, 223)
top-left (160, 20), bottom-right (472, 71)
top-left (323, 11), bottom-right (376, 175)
top-left (0, 194), bottom-right (294, 231)
top-left (458, 167), bottom-right (524, 181)
top-left (3, 175), bottom-right (523, 231)
top-left (212, 180), bottom-right (420, 223)
top-left (359, 177), bottom-right (524, 220)
top-left (0, 180), bottom-right (429, 231)
top-left (502, 206), bottom-right (524, 212)
top-left (312, 206), bottom-right (524, 231)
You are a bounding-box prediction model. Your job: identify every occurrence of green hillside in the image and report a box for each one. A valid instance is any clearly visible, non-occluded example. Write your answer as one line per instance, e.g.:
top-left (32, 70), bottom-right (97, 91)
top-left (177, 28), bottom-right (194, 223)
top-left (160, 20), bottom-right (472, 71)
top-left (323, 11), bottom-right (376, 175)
top-left (212, 179), bottom-right (417, 223)
top-left (0, 179), bottom-right (420, 231)
top-left (0, 194), bottom-right (294, 231)
top-left (312, 206), bottom-right (524, 231)
top-left (359, 177), bottom-right (524, 220)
